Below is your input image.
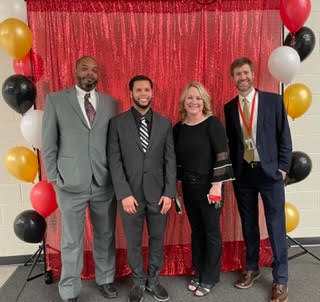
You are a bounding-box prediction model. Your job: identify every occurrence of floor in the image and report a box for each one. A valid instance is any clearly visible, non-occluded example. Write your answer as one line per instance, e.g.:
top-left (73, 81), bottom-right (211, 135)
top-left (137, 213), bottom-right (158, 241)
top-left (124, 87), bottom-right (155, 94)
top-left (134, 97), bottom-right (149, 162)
top-left (0, 265), bottom-right (17, 287)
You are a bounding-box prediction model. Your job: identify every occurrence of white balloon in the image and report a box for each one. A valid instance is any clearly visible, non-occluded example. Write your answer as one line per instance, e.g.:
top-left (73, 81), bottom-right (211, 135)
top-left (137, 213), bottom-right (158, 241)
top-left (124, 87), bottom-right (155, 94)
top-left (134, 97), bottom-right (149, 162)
top-left (0, 0), bottom-right (27, 22)
top-left (20, 109), bottom-right (44, 149)
top-left (268, 46), bottom-right (300, 84)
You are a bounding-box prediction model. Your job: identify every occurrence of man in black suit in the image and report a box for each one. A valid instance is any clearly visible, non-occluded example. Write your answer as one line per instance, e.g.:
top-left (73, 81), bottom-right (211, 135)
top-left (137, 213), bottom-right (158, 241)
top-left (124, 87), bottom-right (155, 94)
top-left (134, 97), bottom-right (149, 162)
top-left (108, 75), bottom-right (176, 302)
top-left (224, 57), bottom-right (292, 302)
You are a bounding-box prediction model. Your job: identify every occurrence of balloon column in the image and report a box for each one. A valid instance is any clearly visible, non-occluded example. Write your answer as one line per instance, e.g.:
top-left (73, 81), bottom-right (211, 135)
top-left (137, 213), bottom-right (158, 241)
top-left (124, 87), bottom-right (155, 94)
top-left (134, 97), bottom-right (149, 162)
top-left (268, 0), bottom-right (313, 234)
top-left (0, 2), bottom-right (56, 248)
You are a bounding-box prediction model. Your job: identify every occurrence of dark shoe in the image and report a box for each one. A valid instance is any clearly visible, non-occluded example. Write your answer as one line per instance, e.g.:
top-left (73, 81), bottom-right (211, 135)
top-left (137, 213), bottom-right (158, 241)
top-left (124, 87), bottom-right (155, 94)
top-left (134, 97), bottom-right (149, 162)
top-left (146, 283), bottom-right (169, 301)
top-left (128, 285), bottom-right (145, 302)
top-left (63, 298), bottom-right (77, 302)
top-left (235, 270), bottom-right (260, 289)
top-left (98, 283), bottom-right (118, 299)
top-left (270, 283), bottom-right (288, 302)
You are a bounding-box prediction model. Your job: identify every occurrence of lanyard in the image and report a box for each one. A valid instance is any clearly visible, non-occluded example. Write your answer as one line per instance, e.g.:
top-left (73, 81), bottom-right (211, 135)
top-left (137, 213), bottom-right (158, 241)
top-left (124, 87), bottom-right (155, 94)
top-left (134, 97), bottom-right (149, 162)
top-left (237, 90), bottom-right (256, 136)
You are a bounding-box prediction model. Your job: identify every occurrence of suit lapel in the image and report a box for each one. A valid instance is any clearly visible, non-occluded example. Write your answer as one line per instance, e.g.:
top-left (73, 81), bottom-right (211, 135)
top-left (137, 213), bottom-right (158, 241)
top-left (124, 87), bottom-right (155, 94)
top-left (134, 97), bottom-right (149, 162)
top-left (256, 90), bottom-right (265, 140)
top-left (147, 111), bottom-right (158, 152)
top-left (231, 97), bottom-right (242, 138)
top-left (91, 91), bottom-right (101, 129)
top-left (126, 110), bottom-right (144, 152)
top-left (68, 87), bottom-right (90, 128)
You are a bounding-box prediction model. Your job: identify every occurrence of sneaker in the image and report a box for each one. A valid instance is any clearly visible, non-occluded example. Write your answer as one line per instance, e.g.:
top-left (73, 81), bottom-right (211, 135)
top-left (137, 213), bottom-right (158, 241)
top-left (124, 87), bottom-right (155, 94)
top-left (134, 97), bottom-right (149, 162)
top-left (146, 283), bottom-right (169, 301)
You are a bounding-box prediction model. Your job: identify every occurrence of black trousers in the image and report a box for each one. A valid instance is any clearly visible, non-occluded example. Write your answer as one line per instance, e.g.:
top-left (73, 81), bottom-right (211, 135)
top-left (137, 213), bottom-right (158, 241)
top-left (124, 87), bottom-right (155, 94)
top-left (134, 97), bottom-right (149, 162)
top-left (182, 181), bottom-right (222, 287)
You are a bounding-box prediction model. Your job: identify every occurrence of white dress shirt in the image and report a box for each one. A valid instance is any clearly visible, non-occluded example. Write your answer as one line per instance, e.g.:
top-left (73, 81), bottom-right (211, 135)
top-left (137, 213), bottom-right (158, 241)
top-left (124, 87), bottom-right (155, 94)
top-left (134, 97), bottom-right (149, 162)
top-left (238, 88), bottom-right (260, 161)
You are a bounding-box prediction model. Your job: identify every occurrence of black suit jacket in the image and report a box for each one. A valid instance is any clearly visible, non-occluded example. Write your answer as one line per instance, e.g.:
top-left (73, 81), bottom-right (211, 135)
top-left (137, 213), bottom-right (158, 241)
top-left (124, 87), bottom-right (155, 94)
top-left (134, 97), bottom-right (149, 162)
top-left (224, 90), bottom-right (292, 180)
top-left (107, 109), bottom-right (176, 202)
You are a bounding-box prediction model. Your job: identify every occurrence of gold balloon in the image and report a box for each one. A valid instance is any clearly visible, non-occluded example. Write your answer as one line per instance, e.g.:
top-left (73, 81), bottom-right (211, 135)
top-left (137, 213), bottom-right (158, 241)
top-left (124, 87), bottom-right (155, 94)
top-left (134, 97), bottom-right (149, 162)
top-left (283, 83), bottom-right (312, 119)
top-left (0, 18), bottom-right (32, 60)
top-left (285, 202), bottom-right (300, 233)
top-left (3, 146), bottom-right (38, 182)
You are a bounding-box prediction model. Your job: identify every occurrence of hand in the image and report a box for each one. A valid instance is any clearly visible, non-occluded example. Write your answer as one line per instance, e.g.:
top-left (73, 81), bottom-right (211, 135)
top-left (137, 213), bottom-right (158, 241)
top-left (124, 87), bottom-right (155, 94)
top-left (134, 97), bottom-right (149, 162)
top-left (281, 171), bottom-right (286, 180)
top-left (121, 195), bottom-right (138, 214)
top-left (208, 183), bottom-right (222, 204)
top-left (158, 196), bottom-right (172, 214)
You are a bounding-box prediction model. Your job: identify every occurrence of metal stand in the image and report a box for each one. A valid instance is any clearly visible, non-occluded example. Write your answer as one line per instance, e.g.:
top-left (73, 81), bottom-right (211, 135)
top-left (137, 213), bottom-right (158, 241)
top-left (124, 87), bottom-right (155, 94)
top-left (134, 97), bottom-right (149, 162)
top-left (15, 243), bottom-right (52, 302)
top-left (287, 235), bottom-right (320, 262)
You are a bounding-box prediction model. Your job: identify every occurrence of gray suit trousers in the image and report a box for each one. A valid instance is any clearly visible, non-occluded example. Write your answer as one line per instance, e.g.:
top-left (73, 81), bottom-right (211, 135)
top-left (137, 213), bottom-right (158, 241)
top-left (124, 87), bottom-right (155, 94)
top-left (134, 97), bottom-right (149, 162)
top-left (55, 180), bottom-right (116, 300)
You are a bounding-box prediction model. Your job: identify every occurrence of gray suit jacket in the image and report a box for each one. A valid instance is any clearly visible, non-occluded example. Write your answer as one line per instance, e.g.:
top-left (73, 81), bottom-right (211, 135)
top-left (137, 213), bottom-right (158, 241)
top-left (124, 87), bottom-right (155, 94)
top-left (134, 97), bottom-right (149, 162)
top-left (42, 86), bottom-right (117, 193)
top-left (107, 109), bottom-right (176, 202)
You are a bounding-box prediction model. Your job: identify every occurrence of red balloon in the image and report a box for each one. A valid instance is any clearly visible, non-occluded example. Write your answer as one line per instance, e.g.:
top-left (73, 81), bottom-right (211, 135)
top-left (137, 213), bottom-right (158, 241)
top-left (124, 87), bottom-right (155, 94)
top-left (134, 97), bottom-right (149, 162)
top-left (30, 50), bottom-right (44, 83)
top-left (30, 180), bottom-right (58, 218)
top-left (280, 0), bottom-right (311, 33)
top-left (12, 50), bottom-right (44, 82)
top-left (12, 53), bottom-right (31, 76)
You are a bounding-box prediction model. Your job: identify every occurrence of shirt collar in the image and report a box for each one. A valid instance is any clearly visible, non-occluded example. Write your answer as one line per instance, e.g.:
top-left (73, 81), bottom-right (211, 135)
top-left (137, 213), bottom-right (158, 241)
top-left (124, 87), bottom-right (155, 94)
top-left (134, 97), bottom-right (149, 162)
top-left (75, 85), bottom-right (96, 98)
top-left (239, 88), bottom-right (255, 104)
top-left (131, 106), bottom-right (153, 124)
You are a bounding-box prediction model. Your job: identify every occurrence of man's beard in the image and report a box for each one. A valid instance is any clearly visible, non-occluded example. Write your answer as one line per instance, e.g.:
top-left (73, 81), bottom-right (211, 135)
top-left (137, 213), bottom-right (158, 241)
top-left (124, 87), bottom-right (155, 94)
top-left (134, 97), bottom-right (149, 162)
top-left (236, 79), bottom-right (253, 92)
top-left (77, 76), bottom-right (98, 91)
top-left (132, 96), bottom-right (152, 110)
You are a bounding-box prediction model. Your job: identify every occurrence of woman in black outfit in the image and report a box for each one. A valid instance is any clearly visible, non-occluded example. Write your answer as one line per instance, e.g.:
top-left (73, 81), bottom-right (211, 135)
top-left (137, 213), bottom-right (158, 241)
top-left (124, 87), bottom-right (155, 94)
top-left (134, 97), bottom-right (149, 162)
top-left (173, 82), bottom-right (234, 297)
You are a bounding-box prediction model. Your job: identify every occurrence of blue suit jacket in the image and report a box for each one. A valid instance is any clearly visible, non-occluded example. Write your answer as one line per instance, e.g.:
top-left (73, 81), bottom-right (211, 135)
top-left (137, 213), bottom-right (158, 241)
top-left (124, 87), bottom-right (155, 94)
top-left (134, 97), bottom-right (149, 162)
top-left (224, 90), bottom-right (292, 180)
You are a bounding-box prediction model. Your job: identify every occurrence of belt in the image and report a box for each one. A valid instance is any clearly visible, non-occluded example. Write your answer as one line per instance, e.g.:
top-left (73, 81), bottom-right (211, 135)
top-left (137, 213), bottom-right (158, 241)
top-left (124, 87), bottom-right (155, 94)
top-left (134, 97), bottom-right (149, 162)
top-left (182, 171), bottom-right (211, 185)
top-left (249, 161), bottom-right (261, 168)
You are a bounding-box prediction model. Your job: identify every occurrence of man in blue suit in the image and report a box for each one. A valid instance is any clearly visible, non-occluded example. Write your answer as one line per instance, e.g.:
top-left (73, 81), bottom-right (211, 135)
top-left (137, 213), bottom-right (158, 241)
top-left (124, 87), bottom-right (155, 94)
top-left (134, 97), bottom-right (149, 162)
top-left (224, 57), bottom-right (292, 302)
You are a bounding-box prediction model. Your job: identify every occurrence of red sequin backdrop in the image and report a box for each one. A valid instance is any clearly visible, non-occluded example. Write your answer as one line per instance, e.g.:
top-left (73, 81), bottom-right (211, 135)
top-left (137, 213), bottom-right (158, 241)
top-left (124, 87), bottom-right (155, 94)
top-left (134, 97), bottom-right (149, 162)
top-left (26, 0), bottom-right (281, 279)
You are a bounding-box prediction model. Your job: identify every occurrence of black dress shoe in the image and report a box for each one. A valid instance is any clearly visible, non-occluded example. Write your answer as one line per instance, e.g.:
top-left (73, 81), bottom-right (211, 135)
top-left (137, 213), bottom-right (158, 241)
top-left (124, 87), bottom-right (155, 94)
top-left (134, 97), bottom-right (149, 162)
top-left (146, 283), bottom-right (169, 301)
top-left (128, 285), bottom-right (145, 302)
top-left (98, 283), bottom-right (118, 298)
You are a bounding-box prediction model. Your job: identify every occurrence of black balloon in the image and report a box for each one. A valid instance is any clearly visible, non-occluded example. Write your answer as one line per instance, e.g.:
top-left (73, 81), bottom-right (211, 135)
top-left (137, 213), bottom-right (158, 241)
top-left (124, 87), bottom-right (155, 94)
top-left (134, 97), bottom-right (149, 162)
top-left (13, 210), bottom-right (46, 243)
top-left (284, 26), bottom-right (316, 62)
top-left (286, 151), bottom-right (312, 185)
top-left (2, 75), bottom-right (36, 114)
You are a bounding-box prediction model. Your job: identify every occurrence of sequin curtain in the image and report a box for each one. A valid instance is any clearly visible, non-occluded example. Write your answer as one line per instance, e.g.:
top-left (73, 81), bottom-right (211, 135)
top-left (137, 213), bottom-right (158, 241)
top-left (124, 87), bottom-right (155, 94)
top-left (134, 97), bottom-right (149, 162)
top-left (26, 0), bottom-right (281, 279)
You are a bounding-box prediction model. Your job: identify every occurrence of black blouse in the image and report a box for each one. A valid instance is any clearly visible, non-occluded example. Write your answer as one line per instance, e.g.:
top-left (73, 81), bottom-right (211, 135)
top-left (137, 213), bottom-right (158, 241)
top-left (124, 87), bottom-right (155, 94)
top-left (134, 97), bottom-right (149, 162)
top-left (173, 116), bottom-right (234, 183)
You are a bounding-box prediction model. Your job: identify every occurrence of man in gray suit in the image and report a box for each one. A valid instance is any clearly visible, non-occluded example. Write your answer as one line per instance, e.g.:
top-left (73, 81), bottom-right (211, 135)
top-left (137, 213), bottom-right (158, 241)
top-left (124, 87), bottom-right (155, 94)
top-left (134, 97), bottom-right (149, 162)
top-left (42, 56), bottom-right (118, 302)
top-left (108, 75), bottom-right (176, 302)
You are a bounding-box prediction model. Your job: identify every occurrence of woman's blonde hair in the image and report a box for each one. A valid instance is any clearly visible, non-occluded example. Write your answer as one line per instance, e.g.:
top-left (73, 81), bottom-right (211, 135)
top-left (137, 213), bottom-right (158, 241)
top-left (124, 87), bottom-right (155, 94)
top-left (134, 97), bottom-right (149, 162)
top-left (178, 82), bottom-right (212, 122)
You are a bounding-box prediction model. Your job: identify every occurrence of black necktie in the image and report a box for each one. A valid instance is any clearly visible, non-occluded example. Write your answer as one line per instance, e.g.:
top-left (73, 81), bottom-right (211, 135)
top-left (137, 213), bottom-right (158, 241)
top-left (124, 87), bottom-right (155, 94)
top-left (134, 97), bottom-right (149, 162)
top-left (139, 116), bottom-right (149, 152)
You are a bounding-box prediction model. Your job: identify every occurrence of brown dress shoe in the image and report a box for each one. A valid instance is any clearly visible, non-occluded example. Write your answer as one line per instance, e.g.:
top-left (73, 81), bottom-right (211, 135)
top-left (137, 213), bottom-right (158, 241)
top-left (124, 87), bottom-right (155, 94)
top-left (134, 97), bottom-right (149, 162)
top-left (270, 283), bottom-right (288, 302)
top-left (235, 270), bottom-right (260, 289)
